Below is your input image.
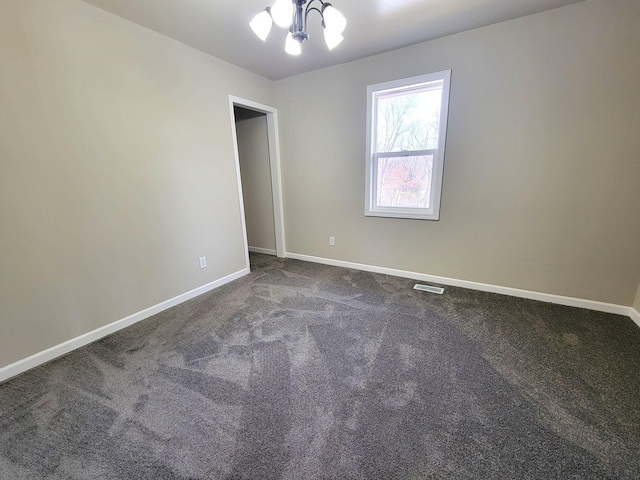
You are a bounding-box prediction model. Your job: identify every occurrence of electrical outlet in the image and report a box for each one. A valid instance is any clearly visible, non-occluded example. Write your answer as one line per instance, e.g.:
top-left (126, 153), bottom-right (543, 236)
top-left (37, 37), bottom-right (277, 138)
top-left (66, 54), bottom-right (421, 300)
top-left (199, 257), bottom-right (207, 269)
top-left (329, 236), bottom-right (335, 246)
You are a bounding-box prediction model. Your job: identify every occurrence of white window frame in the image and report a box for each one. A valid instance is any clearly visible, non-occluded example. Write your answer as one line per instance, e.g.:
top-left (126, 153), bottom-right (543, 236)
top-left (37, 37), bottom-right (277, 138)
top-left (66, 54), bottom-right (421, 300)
top-left (365, 70), bottom-right (451, 220)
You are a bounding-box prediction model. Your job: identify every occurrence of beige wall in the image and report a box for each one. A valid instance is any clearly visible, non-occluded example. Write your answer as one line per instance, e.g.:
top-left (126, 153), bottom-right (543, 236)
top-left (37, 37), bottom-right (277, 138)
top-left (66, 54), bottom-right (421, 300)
top-left (236, 113), bottom-right (276, 252)
top-left (0, 0), bottom-right (274, 368)
top-left (275, 0), bottom-right (640, 306)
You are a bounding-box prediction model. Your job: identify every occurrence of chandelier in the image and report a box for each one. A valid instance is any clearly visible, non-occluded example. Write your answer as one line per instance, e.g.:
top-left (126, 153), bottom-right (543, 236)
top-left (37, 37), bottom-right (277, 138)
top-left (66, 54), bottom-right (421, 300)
top-left (250, 0), bottom-right (347, 56)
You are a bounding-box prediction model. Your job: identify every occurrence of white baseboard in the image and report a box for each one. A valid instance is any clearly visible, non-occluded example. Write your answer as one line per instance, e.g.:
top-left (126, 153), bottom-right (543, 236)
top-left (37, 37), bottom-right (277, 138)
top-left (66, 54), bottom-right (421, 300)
top-left (286, 252), bottom-right (633, 318)
top-left (630, 308), bottom-right (640, 329)
top-left (0, 267), bottom-right (249, 383)
top-left (248, 246), bottom-right (277, 256)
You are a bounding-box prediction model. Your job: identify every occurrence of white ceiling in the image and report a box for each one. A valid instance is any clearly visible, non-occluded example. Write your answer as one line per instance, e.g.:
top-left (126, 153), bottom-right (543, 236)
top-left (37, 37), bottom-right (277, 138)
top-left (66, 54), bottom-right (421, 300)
top-left (80, 0), bottom-right (585, 80)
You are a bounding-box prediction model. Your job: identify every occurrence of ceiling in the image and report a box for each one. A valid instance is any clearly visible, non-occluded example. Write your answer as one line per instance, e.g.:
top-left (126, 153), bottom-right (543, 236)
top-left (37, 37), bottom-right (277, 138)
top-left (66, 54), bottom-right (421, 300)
top-left (80, 0), bottom-right (585, 80)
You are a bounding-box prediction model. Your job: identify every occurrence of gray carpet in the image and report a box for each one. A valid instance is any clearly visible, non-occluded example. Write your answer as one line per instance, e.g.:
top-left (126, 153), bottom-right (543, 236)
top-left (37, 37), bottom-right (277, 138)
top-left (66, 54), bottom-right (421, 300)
top-left (1, 253), bottom-right (639, 479)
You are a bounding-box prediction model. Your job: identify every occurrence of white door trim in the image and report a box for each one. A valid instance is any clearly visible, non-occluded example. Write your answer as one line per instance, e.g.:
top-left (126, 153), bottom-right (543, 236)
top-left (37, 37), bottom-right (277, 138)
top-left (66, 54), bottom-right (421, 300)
top-left (229, 96), bottom-right (286, 262)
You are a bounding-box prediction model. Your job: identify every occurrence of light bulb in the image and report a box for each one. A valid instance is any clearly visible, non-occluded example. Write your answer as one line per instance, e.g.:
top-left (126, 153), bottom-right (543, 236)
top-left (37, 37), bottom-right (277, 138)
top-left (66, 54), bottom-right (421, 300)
top-left (250, 9), bottom-right (273, 41)
top-left (285, 32), bottom-right (301, 56)
top-left (323, 28), bottom-right (344, 50)
top-left (271, 0), bottom-right (293, 28)
top-left (323, 6), bottom-right (346, 34)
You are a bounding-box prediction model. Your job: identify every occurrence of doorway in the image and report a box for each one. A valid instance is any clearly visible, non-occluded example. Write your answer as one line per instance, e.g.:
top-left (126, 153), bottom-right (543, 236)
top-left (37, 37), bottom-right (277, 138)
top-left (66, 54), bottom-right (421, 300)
top-left (229, 96), bottom-right (286, 269)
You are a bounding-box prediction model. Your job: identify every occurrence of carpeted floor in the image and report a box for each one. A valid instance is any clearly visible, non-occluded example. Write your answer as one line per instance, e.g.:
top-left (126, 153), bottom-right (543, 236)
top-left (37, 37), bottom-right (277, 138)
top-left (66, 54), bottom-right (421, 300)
top-left (1, 253), bottom-right (639, 479)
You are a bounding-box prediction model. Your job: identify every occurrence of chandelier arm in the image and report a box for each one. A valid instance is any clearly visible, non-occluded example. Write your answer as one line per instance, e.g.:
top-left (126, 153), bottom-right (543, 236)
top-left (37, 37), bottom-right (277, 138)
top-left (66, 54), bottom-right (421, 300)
top-left (304, 0), bottom-right (327, 25)
top-left (305, 6), bottom-right (324, 25)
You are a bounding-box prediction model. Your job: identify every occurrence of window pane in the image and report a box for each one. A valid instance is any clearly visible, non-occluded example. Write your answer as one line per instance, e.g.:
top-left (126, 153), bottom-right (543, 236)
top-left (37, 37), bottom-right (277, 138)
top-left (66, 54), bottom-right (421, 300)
top-left (375, 85), bottom-right (442, 153)
top-left (376, 155), bottom-right (434, 208)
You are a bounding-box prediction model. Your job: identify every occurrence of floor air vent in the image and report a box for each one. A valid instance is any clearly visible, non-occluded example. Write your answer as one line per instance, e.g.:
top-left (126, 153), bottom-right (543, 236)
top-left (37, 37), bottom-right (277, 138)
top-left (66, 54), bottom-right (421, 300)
top-left (414, 284), bottom-right (445, 294)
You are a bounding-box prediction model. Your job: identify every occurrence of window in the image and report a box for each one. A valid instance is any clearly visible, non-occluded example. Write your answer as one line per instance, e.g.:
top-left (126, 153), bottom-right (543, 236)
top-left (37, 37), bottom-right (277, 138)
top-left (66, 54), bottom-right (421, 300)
top-left (365, 70), bottom-right (451, 220)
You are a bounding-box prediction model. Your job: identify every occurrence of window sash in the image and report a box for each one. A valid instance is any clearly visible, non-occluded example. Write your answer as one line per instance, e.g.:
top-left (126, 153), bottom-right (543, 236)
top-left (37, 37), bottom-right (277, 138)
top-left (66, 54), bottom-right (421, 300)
top-left (369, 151), bottom-right (439, 218)
top-left (372, 83), bottom-right (444, 154)
top-left (373, 149), bottom-right (437, 159)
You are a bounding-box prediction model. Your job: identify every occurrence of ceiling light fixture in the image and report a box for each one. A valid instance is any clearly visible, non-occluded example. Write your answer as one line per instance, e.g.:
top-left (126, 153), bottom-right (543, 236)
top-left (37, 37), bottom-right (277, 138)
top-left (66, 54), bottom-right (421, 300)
top-left (250, 0), bottom-right (346, 55)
